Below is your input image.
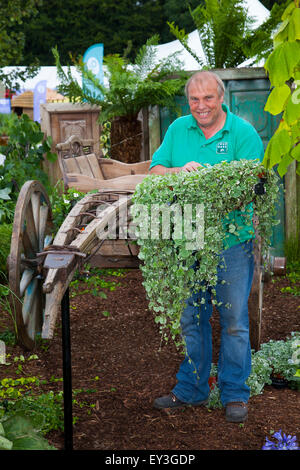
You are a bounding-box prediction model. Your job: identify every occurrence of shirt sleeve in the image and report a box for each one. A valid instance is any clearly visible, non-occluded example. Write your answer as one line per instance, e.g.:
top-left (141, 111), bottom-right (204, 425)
top-left (149, 124), bottom-right (174, 169)
top-left (234, 121), bottom-right (264, 162)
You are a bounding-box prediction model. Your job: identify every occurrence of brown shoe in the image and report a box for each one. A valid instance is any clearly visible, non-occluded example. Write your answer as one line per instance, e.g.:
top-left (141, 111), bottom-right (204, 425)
top-left (225, 402), bottom-right (248, 422)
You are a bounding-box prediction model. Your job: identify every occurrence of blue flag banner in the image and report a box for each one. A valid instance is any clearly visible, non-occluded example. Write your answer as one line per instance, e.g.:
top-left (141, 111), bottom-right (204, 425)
top-left (33, 80), bottom-right (47, 122)
top-left (83, 43), bottom-right (104, 98)
top-left (0, 99), bottom-right (11, 114)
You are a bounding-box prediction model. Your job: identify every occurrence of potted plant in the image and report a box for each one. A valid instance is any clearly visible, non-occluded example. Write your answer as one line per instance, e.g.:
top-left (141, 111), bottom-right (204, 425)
top-left (53, 36), bottom-right (188, 163)
top-left (259, 334), bottom-right (300, 389)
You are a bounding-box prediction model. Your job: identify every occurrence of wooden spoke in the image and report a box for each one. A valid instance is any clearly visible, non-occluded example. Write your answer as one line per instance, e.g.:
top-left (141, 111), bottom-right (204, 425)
top-left (27, 289), bottom-right (43, 340)
top-left (23, 278), bottom-right (38, 326)
top-left (24, 199), bottom-right (39, 252)
top-left (31, 191), bottom-right (41, 235)
top-left (20, 269), bottom-right (34, 297)
top-left (9, 180), bottom-right (53, 350)
top-left (38, 204), bottom-right (49, 251)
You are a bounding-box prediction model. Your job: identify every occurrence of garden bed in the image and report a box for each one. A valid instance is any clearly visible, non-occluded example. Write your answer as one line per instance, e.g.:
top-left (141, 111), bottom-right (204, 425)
top-left (0, 268), bottom-right (299, 451)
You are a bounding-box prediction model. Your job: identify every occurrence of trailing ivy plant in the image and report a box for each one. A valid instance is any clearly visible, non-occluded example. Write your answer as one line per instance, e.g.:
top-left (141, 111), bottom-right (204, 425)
top-left (132, 159), bottom-right (280, 344)
top-left (263, 0), bottom-right (300, 177)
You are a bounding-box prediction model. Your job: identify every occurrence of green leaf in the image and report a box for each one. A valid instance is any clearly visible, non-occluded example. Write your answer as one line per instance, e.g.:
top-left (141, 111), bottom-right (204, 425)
top-left (264, 41), bottom-right (300, 86)
top-left (281, 2), bottom-right (296, 21)
top-left (264, 84), bottom-right (291, 115)
top-left (2, 415), bottom-right (56, 450)
top-left (291, 143), bottom-right (300, 162)
top-left (0, 187), bottom-right (11, 200)
top-left (284, 92), bottom-right (300, 125)
top-left (277, 153), bottom-right (294, 177)
top-left (0, 434), bottom-right (13, 450)
top-left (263, 128), bottom-right (292, 167)
top-left (273, 18), bottom-right (289, 48)
top-left (288, 7), bottom-right (300, 40)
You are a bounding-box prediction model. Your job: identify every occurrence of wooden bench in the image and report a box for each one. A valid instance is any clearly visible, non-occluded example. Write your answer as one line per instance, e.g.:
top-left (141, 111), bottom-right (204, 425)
top-left (56, 135), bottom-right (151, 193)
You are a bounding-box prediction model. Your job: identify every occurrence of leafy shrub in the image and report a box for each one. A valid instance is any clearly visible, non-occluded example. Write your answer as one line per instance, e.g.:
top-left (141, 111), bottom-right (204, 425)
top-left (49, 182), bottom-right (87, 234)
top-left (259, 332), bottom-right (300, 381)
top-left (207, 334), bottom-right (300, 408)
top-left (0, 113), bottom-right (57, 219)
top-left (0, 223), bottom-right (12, 277)
top-left (0, 414), bottom-right (56, 450)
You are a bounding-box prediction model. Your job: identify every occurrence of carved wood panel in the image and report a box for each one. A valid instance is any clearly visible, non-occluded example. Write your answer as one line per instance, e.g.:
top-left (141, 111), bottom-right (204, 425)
top-left (40, 103), bottom-right (102, 186)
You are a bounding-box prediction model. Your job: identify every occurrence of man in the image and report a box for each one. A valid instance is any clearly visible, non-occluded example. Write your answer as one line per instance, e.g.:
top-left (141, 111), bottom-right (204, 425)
top-left (149, 70), bottom-right (264, 423)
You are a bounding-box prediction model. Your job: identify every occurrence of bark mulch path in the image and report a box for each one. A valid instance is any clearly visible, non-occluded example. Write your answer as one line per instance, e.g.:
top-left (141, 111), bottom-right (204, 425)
top-left (1, 267), bottom-right (299, 453)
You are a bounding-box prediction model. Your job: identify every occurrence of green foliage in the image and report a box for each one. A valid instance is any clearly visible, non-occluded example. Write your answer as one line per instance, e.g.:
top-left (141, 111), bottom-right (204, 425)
top-left (70, 269), bottom-right (123, 299)
top-left (168, 0), bottom-right (286, 68)
top-left (15, 0), bottom-right (169, 65)
top-left (49, 182), bottom-right (86, 233)
top-left (161, 0), bottom-right (203, 43)
top-left (0, 414), bottom-right (56, 450)
top-left (0, 0), bottom-right (40, 90)
top-left (0, 283), bottom-right (18, 337)
top-left (207, 333), bottom-right (300, 408)
top-left (259, 332), bottom-right (300, 381)
top-left (0, 224), bottom-right (12, 276)
top-left (132, 159), bottom-right (280, 343)
top-left (100, 121), bottom-right (112, 158)
top-left (5, 391), bottom-right (64, 436)
top-left (263, 1), bottom-right (300, 176)
top-left (190, 0), bottom-right (254, 68)
top-left (0, 113), bottom-right (57, 221)
top-left (53, 35), bottom-right (188, 123)
top-left (280, 260), bottom-right (300, 296)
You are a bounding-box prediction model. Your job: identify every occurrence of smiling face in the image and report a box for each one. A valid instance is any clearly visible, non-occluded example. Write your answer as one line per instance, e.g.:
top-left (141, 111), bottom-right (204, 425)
top-left (187, 74), bottom-right (225, 134)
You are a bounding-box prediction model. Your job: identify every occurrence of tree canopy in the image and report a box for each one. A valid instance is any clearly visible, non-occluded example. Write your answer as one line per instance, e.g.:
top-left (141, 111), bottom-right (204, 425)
top-left (11, 0), bottom-right (204, 65)
top-left (0, 0), bottom-right (40, 89)
top-left (3, 0), bottom-right (287, 69)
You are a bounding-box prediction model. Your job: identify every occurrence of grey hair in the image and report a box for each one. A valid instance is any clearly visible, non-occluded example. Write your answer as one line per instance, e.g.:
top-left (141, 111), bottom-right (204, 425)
top-left (185, 71), bottom-right (225, 99)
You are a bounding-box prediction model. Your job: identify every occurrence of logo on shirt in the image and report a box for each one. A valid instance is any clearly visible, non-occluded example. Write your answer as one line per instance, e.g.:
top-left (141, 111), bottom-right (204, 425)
top-left (216, 142), bottom-right (228, 154)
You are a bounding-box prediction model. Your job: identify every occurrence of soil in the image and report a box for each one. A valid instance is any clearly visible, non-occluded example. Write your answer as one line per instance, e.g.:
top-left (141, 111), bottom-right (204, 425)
top-left (1, 268), bottom-right (299, 453)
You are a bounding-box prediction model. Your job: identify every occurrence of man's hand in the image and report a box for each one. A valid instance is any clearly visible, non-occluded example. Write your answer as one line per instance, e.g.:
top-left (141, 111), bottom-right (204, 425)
top-left (149, 162), bottom-right (203, 175)
top-left (182, 161), bottom-right (203, 172)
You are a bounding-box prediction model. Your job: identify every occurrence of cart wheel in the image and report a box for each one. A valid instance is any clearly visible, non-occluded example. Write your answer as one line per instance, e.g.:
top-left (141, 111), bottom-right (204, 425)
top-left (9, 181), bottom-right (53, 350)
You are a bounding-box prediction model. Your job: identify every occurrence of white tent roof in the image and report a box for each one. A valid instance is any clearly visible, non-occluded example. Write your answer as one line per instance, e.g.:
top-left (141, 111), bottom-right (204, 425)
top-left (1, 66), bottom-right (83, 93)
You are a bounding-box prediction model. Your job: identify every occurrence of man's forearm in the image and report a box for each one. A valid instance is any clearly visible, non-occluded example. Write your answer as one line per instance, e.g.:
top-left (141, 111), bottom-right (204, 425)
top-left (149, 165), bottom-right (182, 175)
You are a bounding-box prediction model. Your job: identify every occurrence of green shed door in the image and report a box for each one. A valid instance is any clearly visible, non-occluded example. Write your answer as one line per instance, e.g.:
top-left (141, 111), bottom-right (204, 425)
top-left (225, 78), bottom-right (280, 150)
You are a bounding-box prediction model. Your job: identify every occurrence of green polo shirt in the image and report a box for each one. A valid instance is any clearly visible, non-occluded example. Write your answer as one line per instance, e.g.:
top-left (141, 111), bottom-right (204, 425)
top-left (150, 104), bottom-right (264, 248)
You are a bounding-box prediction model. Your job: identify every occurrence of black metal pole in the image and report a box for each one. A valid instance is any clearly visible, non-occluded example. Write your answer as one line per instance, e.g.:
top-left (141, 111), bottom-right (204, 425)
top-left (61, 287), bottom-right (73, 451)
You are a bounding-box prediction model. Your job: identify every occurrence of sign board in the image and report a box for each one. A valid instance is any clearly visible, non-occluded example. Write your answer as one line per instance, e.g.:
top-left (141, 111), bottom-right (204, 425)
top-left (33, 80), bottom-right (47, 122)
top-left (83, 43), bottom-right (104, 98)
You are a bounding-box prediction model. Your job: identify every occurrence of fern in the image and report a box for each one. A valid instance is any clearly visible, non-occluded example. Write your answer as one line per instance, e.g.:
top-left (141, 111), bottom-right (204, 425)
top-left (53, 36), bottom-right (187, 123)
top-left (168, 0), bottom-right (287, 69)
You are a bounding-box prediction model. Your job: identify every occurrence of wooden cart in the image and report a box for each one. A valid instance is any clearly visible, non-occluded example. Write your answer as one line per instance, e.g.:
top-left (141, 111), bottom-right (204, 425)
top-left (8, 136), bottom-right (274, 352)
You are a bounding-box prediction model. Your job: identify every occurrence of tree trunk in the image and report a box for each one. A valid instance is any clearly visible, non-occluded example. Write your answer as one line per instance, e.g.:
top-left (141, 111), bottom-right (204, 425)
top-left (110, 116), bottom-right (142, 163)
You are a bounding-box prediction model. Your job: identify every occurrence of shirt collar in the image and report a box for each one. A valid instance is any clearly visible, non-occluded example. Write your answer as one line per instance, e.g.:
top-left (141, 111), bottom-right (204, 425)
top-left (188, 103), bottom-right (232, 134)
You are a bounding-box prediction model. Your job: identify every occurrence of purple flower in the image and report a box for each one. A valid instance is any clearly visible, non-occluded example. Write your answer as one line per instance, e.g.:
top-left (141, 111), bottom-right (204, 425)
top-left (262, 430), bottom-right (299, 450)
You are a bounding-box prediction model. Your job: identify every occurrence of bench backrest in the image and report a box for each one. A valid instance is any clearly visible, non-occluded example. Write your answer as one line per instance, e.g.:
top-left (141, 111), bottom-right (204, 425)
top-left (56, 135), bottom-right (105, 186)
top-left (56, 135), bottom-right (151, 191)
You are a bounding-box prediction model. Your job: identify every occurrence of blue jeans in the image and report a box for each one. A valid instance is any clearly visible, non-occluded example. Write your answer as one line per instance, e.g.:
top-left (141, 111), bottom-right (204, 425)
top-left (172, 240), bottom-right (254, 406)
